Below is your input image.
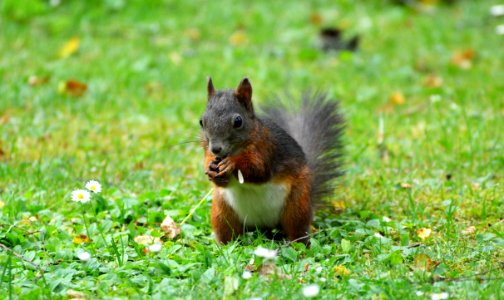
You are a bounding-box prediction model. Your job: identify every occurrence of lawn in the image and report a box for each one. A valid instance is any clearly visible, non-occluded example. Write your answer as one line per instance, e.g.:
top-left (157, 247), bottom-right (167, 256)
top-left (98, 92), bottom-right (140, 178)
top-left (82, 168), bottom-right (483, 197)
top-left (0, 0), bottom-right (503, 299)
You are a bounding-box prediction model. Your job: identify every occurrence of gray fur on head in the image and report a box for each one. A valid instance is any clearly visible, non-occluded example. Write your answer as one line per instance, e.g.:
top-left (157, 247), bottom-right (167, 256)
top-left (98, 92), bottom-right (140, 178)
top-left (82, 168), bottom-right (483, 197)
top-left (200, 79), bottom-right (255, 158)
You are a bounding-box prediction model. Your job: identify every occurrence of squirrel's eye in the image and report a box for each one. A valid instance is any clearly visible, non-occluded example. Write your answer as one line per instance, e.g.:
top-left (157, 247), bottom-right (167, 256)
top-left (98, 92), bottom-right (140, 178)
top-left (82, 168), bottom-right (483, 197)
top-left (199, 119), bottom-right (203, 128)
top-left (233, 115), bottom-right (243, 129)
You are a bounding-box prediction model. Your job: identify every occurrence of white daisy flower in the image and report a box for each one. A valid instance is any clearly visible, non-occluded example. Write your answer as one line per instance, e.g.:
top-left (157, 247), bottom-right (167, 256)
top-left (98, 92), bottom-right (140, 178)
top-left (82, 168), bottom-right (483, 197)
top-left (77, 251), bottom-right (91, 262)
top-left (431, 292), bottom-right (449, 300)
top-left (302, 284), bottom-right (320, 298)
top-left (254, 246), bottom-right (277, 259)
top-left (71, 189), bottom-right (91, 203)
top-left (242, 270), bottom-right (252, 280)
top-left (85, 180), bottom-right (102, 193)
top-left (148, 243), bottom-right (162, 253)
top-left (490, 5), bottom-right (504, 17)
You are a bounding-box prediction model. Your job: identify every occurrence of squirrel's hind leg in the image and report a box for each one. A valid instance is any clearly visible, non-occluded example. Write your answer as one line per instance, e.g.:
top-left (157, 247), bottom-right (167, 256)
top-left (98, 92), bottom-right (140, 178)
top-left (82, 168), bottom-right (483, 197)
top-left (211, 190), bottom-right (243, 244)
top-left (280, 167), bottom-right (313, 246)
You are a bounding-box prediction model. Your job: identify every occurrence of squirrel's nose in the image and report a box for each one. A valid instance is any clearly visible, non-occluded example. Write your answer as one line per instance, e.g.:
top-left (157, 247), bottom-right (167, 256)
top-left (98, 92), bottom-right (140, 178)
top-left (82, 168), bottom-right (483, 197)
top-left (211, 145), bottom-right (223, 156)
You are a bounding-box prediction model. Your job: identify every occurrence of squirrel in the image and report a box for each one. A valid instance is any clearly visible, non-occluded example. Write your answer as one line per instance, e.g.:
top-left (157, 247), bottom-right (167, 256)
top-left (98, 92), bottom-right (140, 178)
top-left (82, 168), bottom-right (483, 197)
top-left (200, 77), bottom-right (344, 245)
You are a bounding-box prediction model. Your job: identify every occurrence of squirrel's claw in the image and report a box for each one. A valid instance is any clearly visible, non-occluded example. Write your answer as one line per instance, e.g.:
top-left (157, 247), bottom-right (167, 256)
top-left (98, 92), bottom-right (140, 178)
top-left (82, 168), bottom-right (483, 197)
top-left (206, 159), bottom-right (233, 186)
top-left (217, 158), bottom-right (235, 177)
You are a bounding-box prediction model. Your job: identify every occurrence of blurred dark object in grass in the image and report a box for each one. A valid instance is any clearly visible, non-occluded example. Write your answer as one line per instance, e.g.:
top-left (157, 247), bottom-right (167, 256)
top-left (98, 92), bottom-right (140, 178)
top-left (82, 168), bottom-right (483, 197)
top-left (319, 28), bottom-right (359, 52)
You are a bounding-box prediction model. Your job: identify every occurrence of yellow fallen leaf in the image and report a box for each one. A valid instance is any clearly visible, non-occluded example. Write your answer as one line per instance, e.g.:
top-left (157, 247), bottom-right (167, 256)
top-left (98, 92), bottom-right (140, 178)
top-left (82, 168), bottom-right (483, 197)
top-left (59, 37), bottom-right (80, 59)
top-left (0, 200), bottom-right (4, 208)
top-left (461, 226), bottom-right (476, 235)
top-left (333, 265), bottom-right (351, 276)
top-left (413, 253), bottom-right (439, 271)
top-left (229, 30), bottom-right (248, 46)
top-left (332, 200), bottom-right (346, 210)
top-left (160, 215), bottom-right (181, 239)
top-left (417, 228), bottom-right (432, 240)
top-left (389, 91), bottom-right (406, 106)
top-left (73, 234), bottom-right (92, 244)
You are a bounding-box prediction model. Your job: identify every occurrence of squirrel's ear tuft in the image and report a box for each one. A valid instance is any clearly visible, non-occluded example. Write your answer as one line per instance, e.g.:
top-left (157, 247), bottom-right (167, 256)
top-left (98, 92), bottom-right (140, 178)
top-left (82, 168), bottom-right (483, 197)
top-left (207, 77), bottom-right (215, 100)
top-left (235, 78), bottom-right (253, 111)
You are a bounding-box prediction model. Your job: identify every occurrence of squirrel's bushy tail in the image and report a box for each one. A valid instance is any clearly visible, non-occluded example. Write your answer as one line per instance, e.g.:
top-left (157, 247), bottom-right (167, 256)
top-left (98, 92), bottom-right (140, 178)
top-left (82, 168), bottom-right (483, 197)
top-left (264, 93), bottom-right (344, 207)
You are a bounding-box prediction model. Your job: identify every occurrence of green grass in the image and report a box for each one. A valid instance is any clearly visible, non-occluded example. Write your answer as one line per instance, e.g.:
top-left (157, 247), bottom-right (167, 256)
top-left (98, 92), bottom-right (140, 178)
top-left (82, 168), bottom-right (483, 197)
top-left (1, 0), bottom-right (503, 298)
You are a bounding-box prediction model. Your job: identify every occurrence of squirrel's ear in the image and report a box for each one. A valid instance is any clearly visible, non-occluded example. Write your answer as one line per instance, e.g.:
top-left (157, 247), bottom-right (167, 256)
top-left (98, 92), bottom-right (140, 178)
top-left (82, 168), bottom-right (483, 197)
top-left (235, 78), bottom-right (253, 111)
top-left (207, 77), bottom-right (215, 100)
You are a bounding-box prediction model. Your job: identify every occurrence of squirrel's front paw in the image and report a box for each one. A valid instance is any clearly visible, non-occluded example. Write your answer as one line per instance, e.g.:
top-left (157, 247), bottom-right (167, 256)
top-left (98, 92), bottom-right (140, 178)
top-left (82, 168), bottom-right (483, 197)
top-left (205, 159), bottom-right (232, 186)
top-left (217, 157), bottom-right (235, 177)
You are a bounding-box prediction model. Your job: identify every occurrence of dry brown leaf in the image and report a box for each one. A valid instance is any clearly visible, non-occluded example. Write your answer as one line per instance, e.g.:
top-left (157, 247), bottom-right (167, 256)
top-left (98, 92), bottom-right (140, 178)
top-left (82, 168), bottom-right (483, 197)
top-left (67, 289), bottom-right (85, 299)
top-left (461, 225), bottom-right (476, 235)
top-left (244, 263), bottom-right (256, 272)
top-left (258, 261), bottom-right (291, 279)
top-left (400, 183), bottom-right (412, 189)
top-left (451, 49), bottom-right (475, 69)
top-left (309, 13), bottom-right (322, 25)
top-left (160, 215), bottom-right (181, 239)
top-left (58, 80), bottom-right (87, 97)
top-left (417, 228), bottom-right (432, 240)
top-left (59, 37), bottom-right (80, 59)
top-left (229, 30), bottom-right (248, 46)
top-left (423, 75), bottom-right (443, 88)
top-left (0, 142), bottom-right (5, 160)
top-left (413, 253), bottom-right (439, 271)
top-left (134, 235), bottom-right (155, 245)
top-left (73, 234), bottom-right (92, 244)
top-left (333, 265), bottom-right (351, 276)
top-left (389, 92), bottom-right (406, 106)
top-left (28, 75), bottom-right (50, 86)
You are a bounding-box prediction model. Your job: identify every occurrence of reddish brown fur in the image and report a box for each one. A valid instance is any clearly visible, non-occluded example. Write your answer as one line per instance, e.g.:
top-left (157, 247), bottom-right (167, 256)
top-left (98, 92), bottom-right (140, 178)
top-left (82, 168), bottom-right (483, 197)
top-left (279, 165), bottom-right (313, 244)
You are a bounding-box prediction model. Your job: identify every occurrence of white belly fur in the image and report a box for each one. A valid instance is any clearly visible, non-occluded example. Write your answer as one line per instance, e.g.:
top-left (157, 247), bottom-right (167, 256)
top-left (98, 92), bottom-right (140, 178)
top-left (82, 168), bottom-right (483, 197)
top-left (221, 178), bottom-right (290, 227)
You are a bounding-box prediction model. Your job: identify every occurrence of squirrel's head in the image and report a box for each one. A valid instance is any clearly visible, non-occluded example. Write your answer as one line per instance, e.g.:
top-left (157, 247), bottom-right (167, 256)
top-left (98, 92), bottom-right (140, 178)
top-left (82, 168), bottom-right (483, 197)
top-left (200, 77), bottom-right (255, 159)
